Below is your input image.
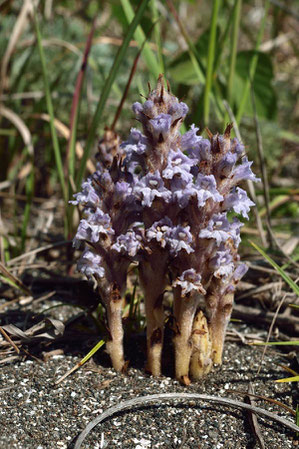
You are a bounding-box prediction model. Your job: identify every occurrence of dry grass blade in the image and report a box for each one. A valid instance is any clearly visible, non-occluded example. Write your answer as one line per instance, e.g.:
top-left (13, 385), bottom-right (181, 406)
top-left (0, 0), bottom-right (38, 94)
top-left (31, 113), bottom-right (95, 173)
top-left (6, 240), bottom-right (71, 267)
top-left (0, 261), bottom-right (31, 295)
top-left (0, 105), bottom-right (33, 155)
top-left (246, 383), bottom-right (265, 449)
top-left (227, 389), bottom-right (296, 416)
top-left (0, 318), bottom-right (65, 344)
top-left (257, 292), bottom-right (288, 375)
top-left (73, 392), bottom-right (299, 448)
top-left (0, 326), bottom-right (20, 354)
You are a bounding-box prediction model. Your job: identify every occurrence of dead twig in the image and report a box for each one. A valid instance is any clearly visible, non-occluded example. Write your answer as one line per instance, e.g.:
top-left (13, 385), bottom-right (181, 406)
top-left (246, 383), bottom-right (266, 449)
top-left (257, 292), bottom-right (289, 375)
top-left (0, 261), bottom-right (31, 295)
top-left (73, 392), bottom-right (299, 449)
top-left (232, 304), bottom-right (299, 336)
top-left (0, 326), bottom-right (20, 354)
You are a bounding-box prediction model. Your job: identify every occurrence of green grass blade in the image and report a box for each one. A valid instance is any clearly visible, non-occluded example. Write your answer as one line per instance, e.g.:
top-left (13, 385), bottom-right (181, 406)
top-left (276, 375), bottom-right (299, 383)
top-left (235, 0), bottom-right (270, 123)
top-left (120, 0), bottom-right (160, 80)
top-left (227, 0), bottom-right (242, 103)
top-left (79, 339), bottom-right (106, 365)
top-left (33, 11), bottom-right (67, 203)
top-left (76, 0), bottom-right (150, 189)
top-left (213, 0), bottom-right (236, 73)
top-left (223, 0), bottom-right (242, 127)
top-left (55, 339), bottom-right (105, 385)
top-left (250, 240), bottom-right (299, 296)
top-left (150, 0), bottom-right (165, 74)
top-left (203, 0), bottom-right (221, 125)
top-left (253, 341), bottom-right (299, 346)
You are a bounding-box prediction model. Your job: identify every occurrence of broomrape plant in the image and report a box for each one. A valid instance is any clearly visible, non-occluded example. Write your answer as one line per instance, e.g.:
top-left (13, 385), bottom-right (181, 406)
top-left (71, 76), bottom-right (259, 384)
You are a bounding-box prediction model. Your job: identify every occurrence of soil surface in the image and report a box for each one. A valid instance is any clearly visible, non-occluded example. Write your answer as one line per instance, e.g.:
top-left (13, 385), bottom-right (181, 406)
top-left (0, 330), bottom-right (298, 449)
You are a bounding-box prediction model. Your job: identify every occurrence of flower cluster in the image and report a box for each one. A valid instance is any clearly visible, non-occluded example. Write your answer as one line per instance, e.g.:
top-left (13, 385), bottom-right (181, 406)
top-left (72, 76), bottom-right (259, 383)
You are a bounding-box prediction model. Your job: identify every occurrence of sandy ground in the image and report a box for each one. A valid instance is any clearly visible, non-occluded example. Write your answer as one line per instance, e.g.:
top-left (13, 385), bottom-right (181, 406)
top-left (0, 334), bottom-right (298, 449)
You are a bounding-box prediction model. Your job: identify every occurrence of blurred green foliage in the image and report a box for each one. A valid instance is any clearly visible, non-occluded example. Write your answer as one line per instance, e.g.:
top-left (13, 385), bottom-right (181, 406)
top-left (0, 0), bottom-right (298, 254)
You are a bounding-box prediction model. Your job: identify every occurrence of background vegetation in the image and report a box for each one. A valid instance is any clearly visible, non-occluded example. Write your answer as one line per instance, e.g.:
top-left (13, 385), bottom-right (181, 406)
top-left (1, 0), bottom-right (298, 254)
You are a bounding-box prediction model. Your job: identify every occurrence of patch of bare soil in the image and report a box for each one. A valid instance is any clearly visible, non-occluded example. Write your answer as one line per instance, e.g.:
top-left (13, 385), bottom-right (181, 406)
top-left (0, 284), bottom-right (298, 449)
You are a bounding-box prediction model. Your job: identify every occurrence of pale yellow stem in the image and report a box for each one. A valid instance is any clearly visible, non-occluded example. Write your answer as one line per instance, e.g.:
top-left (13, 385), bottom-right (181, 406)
top-left (105, 295), bottom-right (125, 372)
top-left (190, 310), bottom-right (212, 379)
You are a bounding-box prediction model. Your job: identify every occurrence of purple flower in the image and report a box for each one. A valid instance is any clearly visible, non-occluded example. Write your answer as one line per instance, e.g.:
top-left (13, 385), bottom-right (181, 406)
top-left (209, 248), bottom-right (234, 278)
top-left (223, 187), bottom-right (255, 218)
top-left (199, 213), bottom-right (243, 247)
top-left (170, 177), bottom-right (197, 208)
top-left (132, 102), bottom-right (143, 117)
top-left (217, 152), bottom-right (238, 177)
top-left (173, 269), bottom-right (206, 296)
top-left (231, 138), bottom-right (245, 156)
top-left (77, 248), bottom-right (105, 278)
top-left (232, 157), bottom-right (260, 183)
top-left (168, 102), bottom-right (188, 120)
top-left (73, 209), bottom-right (113, 247)
top-left (168, 225), bottom-right (194, 255)
top-left (113, 181), bottom-right (133, 202)
top-left (70, 178), bottom-right (99, 208)
top-left (233, 263), bottom-right (248, 281)
top-left (181, 125), bottom-right (211, 161)
top-left (143, 100), bottom-right (155, 116)
top-left (149, 113), bottom-right (172, 141)
top-left (146, 218), bottom-right (173, 248)
top-left (111, 230), bottom-right (142, 257)
top-left (134, 171), bottom-right (171, 207)
top-left (162, 149), bottom-right (195, 183)
top-left (194, 174), bottom-right (223, 207)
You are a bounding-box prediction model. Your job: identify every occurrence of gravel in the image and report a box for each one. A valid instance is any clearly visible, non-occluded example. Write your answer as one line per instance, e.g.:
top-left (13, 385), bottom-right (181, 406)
top-left (0, 337), bottom-right (297, 449)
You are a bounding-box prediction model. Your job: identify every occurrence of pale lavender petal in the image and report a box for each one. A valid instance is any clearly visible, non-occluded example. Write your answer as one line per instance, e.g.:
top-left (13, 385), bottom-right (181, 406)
top-left (70, 178), bottom-right (99, 207)
top-left (223, 187), bottom-right (255, 218)
top-left (149, 113), bottom-right (172, 140)
top-left (173, 269), bottom-right (206, 296)
top-left (195, 174), bottom-right (223, 207)
top-left (111, 230), bottom-right (142, 257)
top-left (77, 249), bottom-right (105, 278)
top-left (232, 157), bottom-right (260, 182)
top-left (134, 171), bottom-right (171, 207)
top-left (209, 249), bottom-right (234, 278)
top-left (233, 263), bottom-right (248, 281)
top-left (146, 218), bottom-right (173, 248)
top-left (168, 225), bottom-right (194, 254)
top-left (217, 152), bottom-right (238, 177)
top-left (199, 213), bottom-right (243, 247)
